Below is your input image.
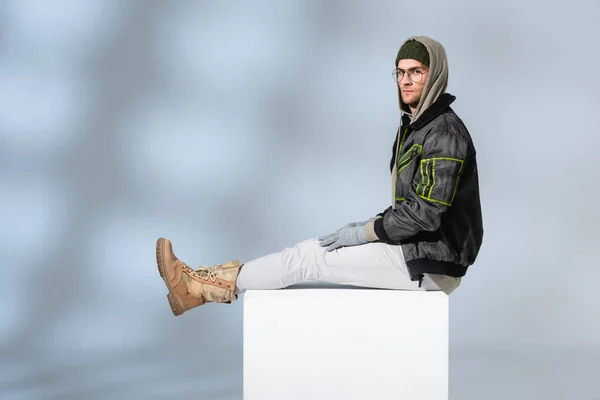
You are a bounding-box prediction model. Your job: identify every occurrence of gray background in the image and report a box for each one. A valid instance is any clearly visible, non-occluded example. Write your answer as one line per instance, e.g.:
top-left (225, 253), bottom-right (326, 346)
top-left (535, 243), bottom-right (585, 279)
top-left (1, 0), bottom-right (599, 399)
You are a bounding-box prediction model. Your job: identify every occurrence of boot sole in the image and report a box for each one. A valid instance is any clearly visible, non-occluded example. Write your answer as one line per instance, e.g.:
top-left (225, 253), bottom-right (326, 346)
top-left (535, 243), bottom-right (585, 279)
top-left (156, 238), bottom-right (184, 316)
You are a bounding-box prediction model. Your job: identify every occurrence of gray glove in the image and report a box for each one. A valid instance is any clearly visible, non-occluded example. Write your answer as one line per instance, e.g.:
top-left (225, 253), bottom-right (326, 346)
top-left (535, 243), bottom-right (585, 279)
top-left (318, 225), bottom-right (369, 252)
top-left (335, 216), bottom-right (379, 232)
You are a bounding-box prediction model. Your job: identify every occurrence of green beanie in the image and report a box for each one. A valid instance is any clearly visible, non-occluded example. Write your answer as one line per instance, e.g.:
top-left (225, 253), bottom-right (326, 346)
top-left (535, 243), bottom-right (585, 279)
top-left (395, 39), bottom-right (430, 67)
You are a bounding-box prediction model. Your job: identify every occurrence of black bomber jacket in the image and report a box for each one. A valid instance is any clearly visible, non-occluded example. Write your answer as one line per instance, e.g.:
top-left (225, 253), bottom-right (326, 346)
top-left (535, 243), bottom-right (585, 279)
top-left (374, 93), bottom-right (484, 284)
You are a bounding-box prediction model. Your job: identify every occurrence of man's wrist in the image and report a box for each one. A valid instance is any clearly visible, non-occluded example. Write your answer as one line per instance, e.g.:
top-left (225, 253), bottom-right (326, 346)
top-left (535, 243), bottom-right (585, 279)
top-left (364, 221), bottom-right (380, 242)
top-left (373, 217), bottom-right (392, 243)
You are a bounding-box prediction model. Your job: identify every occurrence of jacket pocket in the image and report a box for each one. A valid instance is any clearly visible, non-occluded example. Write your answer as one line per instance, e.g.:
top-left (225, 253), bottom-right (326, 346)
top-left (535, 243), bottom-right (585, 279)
top-left (415, 157), bottom-right (464, 206)
top-left (397, 143), bottom-right (422, 175)
top-left (395, 144), bottom-right (422, 201)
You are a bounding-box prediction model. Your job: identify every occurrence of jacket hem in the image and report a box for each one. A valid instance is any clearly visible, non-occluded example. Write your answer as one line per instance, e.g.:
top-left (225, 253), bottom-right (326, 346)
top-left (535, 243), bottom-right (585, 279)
top-left (406, 258), bottom-right (468, 281)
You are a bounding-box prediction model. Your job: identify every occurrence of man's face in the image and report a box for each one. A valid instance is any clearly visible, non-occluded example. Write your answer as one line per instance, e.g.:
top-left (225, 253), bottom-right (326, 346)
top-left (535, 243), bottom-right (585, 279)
top-left (396, 59), bottom-right (429, 108)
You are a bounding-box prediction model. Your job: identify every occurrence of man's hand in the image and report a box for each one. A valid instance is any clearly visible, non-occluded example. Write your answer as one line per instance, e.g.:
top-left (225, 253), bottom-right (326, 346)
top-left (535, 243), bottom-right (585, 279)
top-left (334, 216), bottom-right (379, 233)
top-left (318, 225), bottom-right (368, 252)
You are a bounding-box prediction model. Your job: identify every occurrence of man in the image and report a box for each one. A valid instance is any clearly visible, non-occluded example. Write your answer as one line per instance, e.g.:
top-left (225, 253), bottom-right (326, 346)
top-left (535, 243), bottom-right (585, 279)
top-left (155, 36), bottom-right (483, 316)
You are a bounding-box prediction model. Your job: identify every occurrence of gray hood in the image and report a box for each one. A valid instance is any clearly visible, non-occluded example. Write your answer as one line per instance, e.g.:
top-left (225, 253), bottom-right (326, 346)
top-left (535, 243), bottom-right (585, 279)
top-left (397, 36), bottom-right (449, 124)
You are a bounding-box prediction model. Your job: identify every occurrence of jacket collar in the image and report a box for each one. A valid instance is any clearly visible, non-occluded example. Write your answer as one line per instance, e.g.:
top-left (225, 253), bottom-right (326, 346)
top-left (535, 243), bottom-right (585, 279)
top-left (404, 93), bottom-right (456, 131)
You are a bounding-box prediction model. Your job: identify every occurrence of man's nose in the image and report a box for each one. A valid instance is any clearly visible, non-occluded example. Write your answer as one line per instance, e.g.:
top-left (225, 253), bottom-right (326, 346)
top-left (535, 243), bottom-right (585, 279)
top-left (399, 74), bottom-right (412, 85)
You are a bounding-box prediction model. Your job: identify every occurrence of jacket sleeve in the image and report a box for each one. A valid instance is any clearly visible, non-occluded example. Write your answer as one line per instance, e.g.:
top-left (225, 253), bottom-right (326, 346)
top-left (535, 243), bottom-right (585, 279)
top-left (366, 130), bottom-right (469, 243)
top-left (376, 206), bottom-right (391, 218)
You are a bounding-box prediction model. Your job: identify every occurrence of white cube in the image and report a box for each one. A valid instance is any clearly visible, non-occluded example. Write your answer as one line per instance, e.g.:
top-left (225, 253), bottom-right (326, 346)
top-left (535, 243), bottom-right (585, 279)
top-left (243, 284), bottom-right (449, 400)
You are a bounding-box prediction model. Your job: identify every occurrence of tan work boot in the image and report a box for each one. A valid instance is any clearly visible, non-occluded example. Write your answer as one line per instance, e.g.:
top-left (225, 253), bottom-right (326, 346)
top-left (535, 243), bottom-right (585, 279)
top-left (155, 237), bottom-right (243, 316)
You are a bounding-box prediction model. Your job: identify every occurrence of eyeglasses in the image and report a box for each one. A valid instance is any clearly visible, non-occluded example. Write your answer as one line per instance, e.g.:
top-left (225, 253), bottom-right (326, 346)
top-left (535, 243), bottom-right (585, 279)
top-left (392, 68), bottom-right (427, 83)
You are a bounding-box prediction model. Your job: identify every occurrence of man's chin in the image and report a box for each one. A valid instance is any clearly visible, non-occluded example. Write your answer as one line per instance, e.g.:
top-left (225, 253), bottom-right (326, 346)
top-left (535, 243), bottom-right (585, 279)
top-left (402, 99), bottom-right (419, 109)
top-left (401, 95), bottom-right (419, 107)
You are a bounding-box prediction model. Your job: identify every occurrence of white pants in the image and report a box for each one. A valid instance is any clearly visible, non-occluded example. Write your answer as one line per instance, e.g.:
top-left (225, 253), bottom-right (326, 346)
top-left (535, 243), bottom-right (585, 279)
top-left (235, 238), bottom-right (460, 295)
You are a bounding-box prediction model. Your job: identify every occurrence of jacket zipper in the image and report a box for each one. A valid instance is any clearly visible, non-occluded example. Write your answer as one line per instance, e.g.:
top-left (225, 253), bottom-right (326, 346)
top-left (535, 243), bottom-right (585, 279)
top-left (396, 127), bottom-right (409, 161)
top-left (392, 127), bottom-right (409, 205)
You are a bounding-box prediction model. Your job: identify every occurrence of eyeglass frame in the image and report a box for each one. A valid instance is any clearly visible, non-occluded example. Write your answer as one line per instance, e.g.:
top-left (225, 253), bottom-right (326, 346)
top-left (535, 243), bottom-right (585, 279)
top-left (392, 67), bottom-right (428, 83)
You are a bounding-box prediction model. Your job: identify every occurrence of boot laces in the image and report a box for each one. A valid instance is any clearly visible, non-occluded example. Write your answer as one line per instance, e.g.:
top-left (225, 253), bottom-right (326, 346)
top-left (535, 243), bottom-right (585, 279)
top-left (193, 264), bottom-right (223, 283)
